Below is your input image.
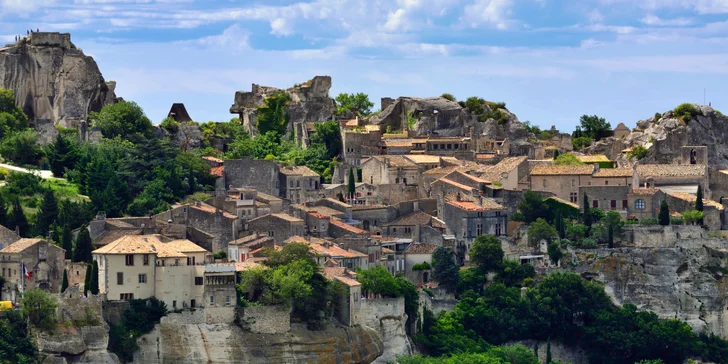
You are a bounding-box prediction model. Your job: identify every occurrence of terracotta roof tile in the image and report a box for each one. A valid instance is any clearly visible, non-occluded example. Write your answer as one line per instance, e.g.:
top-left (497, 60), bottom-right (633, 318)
top-left (436, 178), bottom-right (476, 192)
top-left (405, 243), bottom-right (439, 255)
top-left (478, 156), bottom-right (527, 181)
top-left (530, 165), bottom-right (595, 176)
top-left (335, 276), bottom-right (361, 287)
top-left (593, 168), bottom-right (634, 178)
top-left (307, 211), bottom-right (331, 220)
top-left (668, 192), bottom-right (724, 211)
top-left (629, 188), bottom-right (660, 196)
top-left (404, 155), bottom-right (441, 164)
top-left (0, 238), bottom-right (44, 253)
top-left (370, 155), bottom-right (417, 168)
top-left (382, 139), bottom-right (414, 148)
top-left (210, 166), bottom-right (224, 177)
top-left (447, 198), bottom-right (504, 211)
top-left (329, 219), bottom-right (367, 235)
top-left (92, 235), bottom-right (208, 257)
top-left (203, 156), bottom-right (224, 163)
top-left (279, 165), bottom-right (320, 177)
top-left (270, 213), bottom-right (304, 223)
top-left (636, 164), bottom-right (706, 178)
top-left (190, 203), bottom-right (237, 218)
top-left (323, 267), bottom-right (346, 280)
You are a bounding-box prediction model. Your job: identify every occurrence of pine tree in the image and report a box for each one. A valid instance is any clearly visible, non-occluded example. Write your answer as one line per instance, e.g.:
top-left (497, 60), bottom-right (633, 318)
top-left (61, 225), bottom-right (73, 260)
top-left (36, 189), bottom-right (59, 237)
top-left (61, 269), bottom-right (69, 294)
top-left (546, 337), bottom-right (552, 363)
top-left (102, 172), bottom-right (129, 218)
top-left (659, 200), bottom-right (670, 226)
top-left (348, 168), bottom-right (356, 199)
top-left (73, 226), bottom-right (93, 263)
top-left (46, 132), bottom-right (76, 177)
top-left (583, 193), bottom-right (592, 228)
top-left (8, 198), bottom-right (28, 237)
top-left (83, 263), bottom-right (92, 296)
top-left (90, 261), bottom-right (99, 295)
top-left (696, 185), bottom-right (705, 225)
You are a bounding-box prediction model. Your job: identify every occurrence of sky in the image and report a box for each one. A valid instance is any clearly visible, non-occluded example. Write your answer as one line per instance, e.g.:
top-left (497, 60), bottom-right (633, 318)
top-left (2, 0), bottom-right (728, 132)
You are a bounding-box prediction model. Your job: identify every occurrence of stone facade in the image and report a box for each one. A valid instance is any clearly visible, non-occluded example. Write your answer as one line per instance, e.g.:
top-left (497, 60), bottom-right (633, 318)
top-left (238, 305), bottom-right (291, 334)
top-left (579, 185), bottom-right (630, 213)
top-left (0, 239), bottom-right (65, 303)
top-left (247, 214), bottom-right (305, 245)
top-left (204, 264), bottom-right (237, 311)
top-left (0, 225), bottom-right (19, 250)
top-left (223, 158), bottom-right (280, 197)
top-left (361, 156), bottom-right (420, 186)
top-left (278, 166), bottom-right (321, 203)
top-left (156, 203), bottom-right (242, 253)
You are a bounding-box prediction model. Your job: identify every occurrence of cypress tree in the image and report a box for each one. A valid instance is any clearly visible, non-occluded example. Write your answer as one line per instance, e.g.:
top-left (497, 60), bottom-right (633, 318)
top-left (187, 169), bottom-right (197, 194)
top-left (608, 224), bottom-right (614, 248)
top-left (553, 149), bottom-right (560, 159)
top-left (36, 189), bottom-right (59, 237)
top-left (8, 198), bottom-right (28, 237)
top-left (83, 263), bottom-right (92, 296)
top-left (90, 261), bottom-right (99, 295)
top-left (348, 168), bottom-right (356, 199)
top-left (696, 185), bottom-right (705, 225)
top-left (659, 200), bottom-right (670, 226)
top-left (73, 226), bottom-right (93, 263)
top-left (61, 225), bottom-right (73, 260)
top-left (554, 210), bottom-right (565, 239)
top-left (47, 132), bottom-right (75, 177)
top-left (0, 194), bottom-right (7, 228)
top-left (61, 269), bottom-right (69, 294)
top-left (546, 337), bottom-right (552, 363)
top-left (583, 193), bottom-right (592, 228)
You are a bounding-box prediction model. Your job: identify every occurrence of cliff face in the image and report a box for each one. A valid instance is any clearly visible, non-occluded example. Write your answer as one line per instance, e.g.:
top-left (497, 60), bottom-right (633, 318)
top-left (0, 33), bottom-right (115, 142)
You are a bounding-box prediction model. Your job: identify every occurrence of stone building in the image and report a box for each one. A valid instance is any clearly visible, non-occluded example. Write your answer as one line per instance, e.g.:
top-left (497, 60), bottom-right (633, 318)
top-left (0, 225), bottom-right (20, 250)
top-left (203, 263), bottom-right (242, 309)
top-left (323, 267), bottom-right (361, 327)
top-left (635, 164), bottom-right (708, 196)
top-left (286, 236), bottom-right (369, 270)
top-left (328, 219), bottom-right (368, 239)
top-left (613, 122), bottom-right (631, 139)
top-left (342, 124), bottom-right (381, 166)
top-left (351, 205), bottom-right (398, 234)
top-left (579, 185), bottom-right (631, 213)
top-left (380, 139), bottom-right (416, 155)
top-left (227, 233), bottom-right (274, 263)
top-left (529, 165), bottom-right (595, 203)
top-left (0, 239), bottom-right (65, 303)
top-left (222, 158), bottom-right (280, 196)
top-left (247, 213), bottom-right (305, 245)
top-left (666, 192), bottom-right (724, 230)
top-left (279, 165), bottom-right (321, 204)
top-left (403, 154), bottom-right (442, 172)
top-left (92, 235), bottom-right (210, 309)
top-left (404, 243), bottom-right (439, 286)
top-left (383, 211), bottom-right (446, 242)
top-left (477, 156), bottom-right (529, 190)
top-left (627, 188), bottom-right (665, 221)
top-left (360, 155), bottom-right (419, 186)
top-left (441, 195), bottom-right (507, 264)
top-left (156, 202), bottom-right (242, 254)
top-left (423, 137), bottom-right (474, 159)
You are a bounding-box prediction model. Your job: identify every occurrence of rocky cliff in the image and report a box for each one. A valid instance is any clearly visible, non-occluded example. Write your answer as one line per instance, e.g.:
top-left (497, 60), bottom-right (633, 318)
top-left (229, 76), bottom-right (336, 145)
top-left (0, 32), bottom-right (116, 142)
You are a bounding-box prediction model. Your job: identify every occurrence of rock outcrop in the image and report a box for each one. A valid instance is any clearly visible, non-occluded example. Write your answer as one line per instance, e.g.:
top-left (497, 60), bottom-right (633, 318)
top-left (229, 76), bottom-right (336, 145)
top-left (0, 32), bottom-right (116, 142)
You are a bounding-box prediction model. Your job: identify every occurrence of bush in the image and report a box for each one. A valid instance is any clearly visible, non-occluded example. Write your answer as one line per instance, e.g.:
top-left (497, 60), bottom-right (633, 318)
top-left (572, 136), bottom-right (591, 150)
top-left (553, 154), bottom-right (584, 166)
top-left (671, 217), bottom-right (685, 225)
top-left (213, 251), bottom-right (227, 259)
top-left (160, 117), bottom-right (179, 133)
top-left (440, 93), bottom-right (456, 102)
top-left (0, 129), bottom-right (44, 166)
top-left (21, 289), bottom-right (58, 330)
top-left (674, 103), bottom-right (701, 122)
top-left (641, 218), bottom-right (659, 226)
top-left (630, 145), bottom-right (649, 160)
top-left (0, 167), bottom-right (8, 180)
top-left (654, 112), bottom-right (662, 121)
top-left (412, 261), bottom-right (431, 271)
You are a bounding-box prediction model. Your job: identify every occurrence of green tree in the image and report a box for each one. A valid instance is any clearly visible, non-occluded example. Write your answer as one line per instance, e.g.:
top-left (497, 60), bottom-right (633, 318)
top-left (73, 226), bottom-right (93, 263)
top-left (21, 289), bottom-right (57, 330)
top-left (583, 193), bottom-right (592, 228)
top-left (553, 153), bottom-right (584, 166)
top-left (92, 101), bottom-right (153, 140)
top-left (552, 149), bottom-right (560, 159)
top-left (61, 269), bottom-right (68, 293)
top-left (546, 337), bottom-right (552, 363)
top-left (309, 120), bottom-right (342, 158)
top-left (554, 210), bottom-right (565, 239)
top-left (0, 194), bottom-right (7, 228)
top-left (629, 145), bottom-right (649, 160)
top-left (579, 114), bottom-right (612, 140)
top-left (102, 172), bottom-right (130, 218)
top-left (83, 263), bottom-right (92, 296)
top-left (518, 190), bottom-right (548, 223)
top-left (60, 225), bottom-right (73, 260)
top-left (440, 93), bottom-right (456, 102)
top-left (335, 92), bottom-right (374, 116)
top-left (0, 89), bottom-right (29, 138)
top-left (548, 242), bottom-right (563, 265)
top-left (348, 168), bottom-right (356, 198)
top-left (45, 132), bottom-right (77, 177)
top-left (36, 189), bottom-right (59, 238)
top-left (527, 218), bottom-right (558, 247)
top-left (659, 200), bottom-right (670, 226)
top-left (470, 235), bottom-right (504, 272)
top-left (7, 198), bottom-right (28, 237)
top-left (572, 136), bottom-right (591, 150)
top-left (0, 129), bottom-right (44, 166)
top-left (90, 261), bottom-right (99, 295)
top-left (696, 185), bottom-right (704, 225)
top-left (681, 210), bottom-right (704, 225)
top-left (257, 91), bottom-right (291, 137)
top-left (432, 246), bottom-right (459, 293)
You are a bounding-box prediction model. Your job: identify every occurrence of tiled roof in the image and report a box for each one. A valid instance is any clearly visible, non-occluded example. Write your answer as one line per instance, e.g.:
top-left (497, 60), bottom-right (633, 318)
top-left (448, 170), bottom-right (490, 185)
top-left (352, 204), bottom-right (389, 211)
top-left (629, 188), bottom-right (660, 196)
top-left (255, 191), bottom-right (283, 202)
top-left (382, 139), bottom-right (414, 148)
top-left (478, 156), bottom-right (528, 181)
top-left (371, 155), bottom-right (417, 168)
top-left (406, 243), bottom-right (439, 255)
top-left (279, 165), bottom-right (320, 177)
top-left (203, 156), bottom-right (224, 163)
top-left (229, 233), bottom-right (272, 247)
top-left (270, 213), bottom-right (304, 223)
top-left (636, 164), bottom-right (706, 178)
top-left (387, 211), bottom-right (436, 226)
top-left (335, 276), bottom-right (361, 287)
top-left (475, 153), bottom-right (497, 160)
top-left (404, 155), bottom-right (441, 164)
top-left (95, 229), bottom-right (143, 247)
top-left (329, 219), bottom-right (367, 235)
top-left (323, 267), bottom-right (346, 280)
top-left (321, 197), bottom-right (351, 209)
top-left (447, 198), bottom-right (504, 211)
top-left (92, 235), bottom-right (206, 257)
top-left (106, 219), bottom-right (137, 228)
top-left (190, 203), bottom-right (237, 219)
top-left (436, 178), bottom-right (475, 192)
top-left (291, 238), bottom-right (367, 259)
top-left (593, 168), bottom-right (634, 178)
top-left (668, 192), bottom-right (724, 211)
top-left (307, 211), bottom-right (331, 220)
top-left (0, 238), bottom-right (44, 253)
top-left (423, 165), bottom-right (462, 176)
top-left (297, 205), bottom-right (345, 218)
top-left (530, 165), bottom-right (595, 176)
top-left (575, 154), bottom-right (610, 163)
top-left (210, 166), bottom-right (224, 177)
top-left (381, 247), bottom-right (395, 254)
top-left (165, 239), bottom-right (209, 254)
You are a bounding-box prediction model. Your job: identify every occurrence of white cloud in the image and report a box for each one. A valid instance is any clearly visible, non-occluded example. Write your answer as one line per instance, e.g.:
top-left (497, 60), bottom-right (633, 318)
top-left (191, 24), bottom-right (249, 50)
top-left (587, 9), bottom-right (604, 23)
top-left (600, 0), bottom-right (728, 14)
top-left (461, 0), bottom-right (514, 30)
top-left (640, 14), bottom-right (693, 26)
top-left (270, 18), bottom-right (293, 36)
top-left (0, 0), bottom-right (55, 15)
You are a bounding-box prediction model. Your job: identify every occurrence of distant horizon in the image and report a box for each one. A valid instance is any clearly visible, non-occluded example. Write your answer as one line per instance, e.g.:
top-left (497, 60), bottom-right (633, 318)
top-left (2, 1), bottom-right (727, 132)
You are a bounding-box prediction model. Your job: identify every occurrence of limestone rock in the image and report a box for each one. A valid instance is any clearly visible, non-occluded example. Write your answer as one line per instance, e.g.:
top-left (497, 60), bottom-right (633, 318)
top-left (0, 33), bottom-right (116, 143)
top-left (35, 327), bottom-right (87, 355)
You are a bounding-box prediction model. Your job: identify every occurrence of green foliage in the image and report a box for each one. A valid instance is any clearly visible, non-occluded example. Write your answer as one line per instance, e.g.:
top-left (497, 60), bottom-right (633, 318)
top-left (583, 193), bottom-right (592, 228)
top-left (335, 92), bottom-right (373, 116)
top-left (22, 289), bottom-right (58, 330)
top-left (92, 101), bottom-right (153, 140)
top-left (397, 345), bottom-right (539, 364)
top-left (440, 93), bottom-right (456, 102)
top-left (629, 145), bottom-right (649, 160)
top-left (696, 185), bottom-right (704, 225)
top-left (547, 241), bottom-right (563, 264)
top-left (7, 198), bottom-right (28, 237)
top-left (0, 310), bottom-right (37, 363)
top-left (257, 91), bottom-right (291, 136)
top-left (674, 103), bottom-right (701, 122)
top-left (670, 217), bottom-right (684, 225)
top-left (522, 120), bottom-right (542, 136)
top-left (553, 153), bottom-right (584, 166)
top-left (527, 218), bottom-right (557, 247)
top-left (45, 132), bottom-right (78, 177)
top-left (432, 246), bottom-right (459, 293)
top-left (0, 129), bottom-right (43, 166)
top-left (83, 263), bottom-right (92, 296)
top-left (90, 260), bottom-right (99, 295)
top-left (159, 117), bottom-right (179, 133)
top-left (412, 261), bottom-right (432, 271)
top-left (470, 235), bottom-right (504, 273)
top-left (590, 207), bottom-right (606, 223)
top-left (578, 114), bottom-right (612, 141)
top-left (407, 110), bottom-right (418, 130)
top-left (309, 120), bottom-right (342, 158)
top-left (73, 226), bottom-right (93, 263)
top-left (0, 89), bottom-right (29, 139)
top-left (659, 200), bottom-right (670, 226)
top-left (35, 189), bottom-right (59, 237)
top-left (572, 136), bottom-right (591, 150)
top-left (517, 191), bottom-right (548, 224)
top-left (681, 210), bottom-right (704, 225)
top-left (641, 218), bottom-right (659, 226)
top-left (108, 297), bottom-right (167, 362)
top-left (496, 259), bottom-right (536, 287)
top-left (654, 112), bottom-right (662, 122)
top-left (465, 97), bottom-right (509, 124)
top-left (348, 168), bottom-right (356, 197)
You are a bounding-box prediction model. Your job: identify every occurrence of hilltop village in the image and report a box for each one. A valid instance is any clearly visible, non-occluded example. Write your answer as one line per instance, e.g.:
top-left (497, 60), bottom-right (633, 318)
top-left (2, 32), bottom-right (728, 364)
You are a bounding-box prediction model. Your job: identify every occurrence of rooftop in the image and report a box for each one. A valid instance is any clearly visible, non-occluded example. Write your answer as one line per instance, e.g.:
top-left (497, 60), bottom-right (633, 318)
top-left (530, 165), bottom-right (595, 176)
top-left (575, 154), bottom-right (610, 163)
top-left (381, 139), bottom-right (414, 148)
top-left (189, 202), bottom-right (237, 219)
top-left (329, 219), bottom-right (367, 235)
top-left (668, 192), bottom-right (724, 211)
top-left (593, 168), bottom-right (635, 178)
top-left (404, 154), bottom-right (441, 164)
top-left (203, 156), bottom-right (224, 163)
top-left (447, 198), bottom-right (504, 212)
top-left (367, 155), bottom-right (417, 168)
top-left (210, 166), bottom-right (224, 177)
top-left (436, 178), bottom-right (477, 192)
top-left (386, 211), bottom-right (437, 227)
top-left (405, 243), bottom-right (439, 255)
top-left (478, 156), bottom-right (528, 181)
top-left (279, 165), bottom-right (320, 177)
top-left (0, 238), bottom-right (44, 254)
top-left (545, 196), bottom-right (579, 209)
top-left (636, 164), bottom-right (706, 178)
top-left (629, 188), bottom-right (660, 196)
top-left (92, 235), bottom-right (208, 257)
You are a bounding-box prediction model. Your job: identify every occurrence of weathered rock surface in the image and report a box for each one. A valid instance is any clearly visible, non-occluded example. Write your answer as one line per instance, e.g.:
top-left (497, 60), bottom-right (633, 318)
top-left (0, 33), bottom-right (116, 142)
top-left (509, 340), bottom-right (589, 364)
top-left (229, 76), bottom-right (336, 144)
top-left (572, 244), bottom-right (728, 338)
top-left (134, 323), bottom-right (384, 363)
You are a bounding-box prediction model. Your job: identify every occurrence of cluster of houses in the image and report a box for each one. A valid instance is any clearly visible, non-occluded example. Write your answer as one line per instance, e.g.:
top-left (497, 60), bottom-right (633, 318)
top-left (0, 118), bottom-right (723, 327)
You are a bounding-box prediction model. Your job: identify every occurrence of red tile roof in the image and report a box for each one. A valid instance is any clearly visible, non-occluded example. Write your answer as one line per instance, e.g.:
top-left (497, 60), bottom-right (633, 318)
top-left (329, 219), bottom-right (367, 235)
top-left (210, 166), bottom-right (224, 177)
top-left (307, 211), bottom-right (331, 220)
top-left (190, 203), bottom-right (237, 219)
top-left (447, 198), bottom-right (504, 211)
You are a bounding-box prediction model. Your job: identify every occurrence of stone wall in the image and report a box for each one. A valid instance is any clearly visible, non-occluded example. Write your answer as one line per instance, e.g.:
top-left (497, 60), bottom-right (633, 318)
top-left (161, 309), bottom-right (206, 325)
top-left (238, 305), bottom-right (291, 334)
top-left (623, 225), bottom-right (707, 248)
top-left (378, 184), bottom-right (420, 206)
top-left (30, 32), bottom-right (71, 48)
top-left (64, 261), bottom-right (88, 289)
top-left (509, 340), bottom-right (589, 364)
top-left (102, 300), bottom-right (129, 325)
top-left (223, 158), bottom-right (280, 197)
top-left (205, 306), bottom-right (236, 324)
top-left (359, 297), bottom-right (413, 364)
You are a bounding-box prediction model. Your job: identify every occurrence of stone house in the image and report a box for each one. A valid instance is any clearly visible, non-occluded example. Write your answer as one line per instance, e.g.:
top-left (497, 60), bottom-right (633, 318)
top-left (342, 124), bottom-right (381, 166)
top-left (227, 233), bottom-right (274, 263)
top-left (421, 165), bottom-right (478, 196)
top-left (635, 164), bottom-right (708, 197)
top-left (202, 156), bottom-right (223, 168)
top-left (627, 188), bottom-right (665, 221)
top-left (222, 158), bottom-right (280, 197)
top-left (0, 225), bottom-right (20, 250)
top-left (323, 267), bottom-right (361, 327)
top-left (0, 239), bottom-right (65, 303)
top-left (442, 196), bottom-right (507, 264)
top-left (156, 202), bottom-right (242, 254)
top-left (92, 235), bottom-right (210, 309)
top-left (328, 219), bottom-right (368, 239)
top-left (424, 137), bottom-right (473, 158)
top-left (351, 205), bottom-right (398, 234)
top-left (247, 213), bottom-right (305, 245)
top-left (613, 123), bottom-right (631, 139)
top-left (279, 165), bottom-right (321, 204)
top-left (529, 165), bottom-right (596, 203)
top-left (477, 156), bottom-right (529, 190)
top-left (666, 192), bottom-right (724, 230)
top-left (380, 238), bottom-right (411, 275)
top-left (383, 211), bottom-right (446, 243)
top-left (361, 155), bottom-right (419, 186)
top-left (296, 198), bottom-right (352, 220)
top-left (203, 262), bottom-right (262, 310)
top-left (302, 211), bottom-right (331, 237)
top-left (403, 154), bottom-right (442, 172)
top-left (380, 139), bottom-right (415, 155)
top-left (286, 236), bottom-right (369, 270)
top-left (404, 243), bottom-right (439, 286)
top-left (591, 168), bottom-right (635, 187)
top-left (324, 182), bottom-right (380, 205)
top-left (579, 185), bottom-right (631, 213)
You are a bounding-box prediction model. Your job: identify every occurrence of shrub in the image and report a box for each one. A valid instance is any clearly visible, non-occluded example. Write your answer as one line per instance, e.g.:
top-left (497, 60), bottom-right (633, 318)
top-left (21, 289), bottom-right (58, 330)
top-left (412, 262), bottom-right (432, 271)
top-left (160, 117), bottom-right (179, 133)
top-left (481, 109), bottom-right (509, 124)
top-left (641, 218), bottom-right (659, 226)
top-left (510, 212), bottom-right (525, 222)
top-left (487, 101), bottom-right (506, 110)
top-left (554, 154), bottom-right (584, 166)
top-left (674, 103), bottom-right (701, 122)
top-left (464, 97), bottom-right (484, 114)
top-left (0, 167), bottom-right (7, 180)
top-left (654, 112), bottom-right (662, 121)
top-left (630, 145), bottom-right (649, 160)
top-left (440, 93), bottom-right (456, 102)
top-left (213, 251), bottom-right (227, 259)
top-left (572, 136), bottom-right (591, 150)
top-left (671, 217), bottom-right (685, 225)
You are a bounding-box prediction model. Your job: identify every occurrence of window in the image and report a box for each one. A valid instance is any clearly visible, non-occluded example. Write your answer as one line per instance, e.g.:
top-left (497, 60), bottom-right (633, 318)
top-left (395, 178), bottom-right (399, 184)
top-left (190, 299), bottom-right (196, 308)
top-left (495, 223), bottom-right (502, 236)
top-left (174, 259), bottom-right (179, 266)
top-left (143, 254), bottom-right (149, 266)
top-left (120, 293), bottom-right (134, 300)
top-left (477, 211), bottom-right (483, 217)
top-left (117, 272), bottom-right (123, 285)
top-left (476, 224), bottom-right (483, 236)
top-left (610, 200), bottom-right (617, 209)
top-left (605, 180), bottom-right (609, 185)
top-left (139, 274), bottom-right (147, 284)
top-left (173, 301), bottom-right (177, 308)
top-left (403, 178), bottom-right (407, 184)
top-left (125, 254), bottom-right (134, 266)
top-left (454, 144), bottom-right (459, 150)
top-left (225, 296), bottom-right (231, 306)
top-left (572, 179), bottom-right (576, 187)
top-left (187, 257), bottom-right (196, 266)
top-left (433, 144), bottom-right (438, 150)
top-left (268, 231), bottom-right (275, 237)
top-left (404, 227), bottom-right (412, 234)
top-left (635, 199), bottom-right (646, 210)
top-left (195, 277), bottom-right (203, 285)
top-left (622, 200), bottom-right (628, 209)
top-left (592, 200), bottom-right (599, 208)
top-left (392, 227), bottom-right (397, 233)
top-left (542, 179), bottom-right (547, 188)
top-left (210, 296), bottom-right (215, 305)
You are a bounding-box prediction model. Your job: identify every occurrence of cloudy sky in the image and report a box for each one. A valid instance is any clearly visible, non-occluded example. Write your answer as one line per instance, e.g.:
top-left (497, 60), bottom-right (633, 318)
top-left (2, 0), bottom-right (727, 131)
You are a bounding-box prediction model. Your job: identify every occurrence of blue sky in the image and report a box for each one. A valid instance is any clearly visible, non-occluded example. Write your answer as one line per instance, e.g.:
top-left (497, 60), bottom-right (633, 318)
top-left (2, 0), bottom-right (728, 132)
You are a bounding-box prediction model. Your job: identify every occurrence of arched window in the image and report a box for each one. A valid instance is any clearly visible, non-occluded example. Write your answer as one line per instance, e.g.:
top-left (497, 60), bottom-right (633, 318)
top-left (635, 199), bottom-right (646, 210)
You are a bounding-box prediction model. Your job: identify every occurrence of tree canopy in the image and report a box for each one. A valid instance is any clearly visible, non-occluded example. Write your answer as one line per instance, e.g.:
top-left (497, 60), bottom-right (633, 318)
top-left (469, 235), bottom-right (504, 273)
top-left (578, 114), bottom-right (612, 141)
top-left (91, 101), bottom-right (153, 140)
top-left (335, 92), bottom-right (374, 116)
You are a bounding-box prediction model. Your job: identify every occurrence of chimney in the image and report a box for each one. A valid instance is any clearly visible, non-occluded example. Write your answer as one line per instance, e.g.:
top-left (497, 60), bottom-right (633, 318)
top-left (196, 200), bottom-right (202, 207)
